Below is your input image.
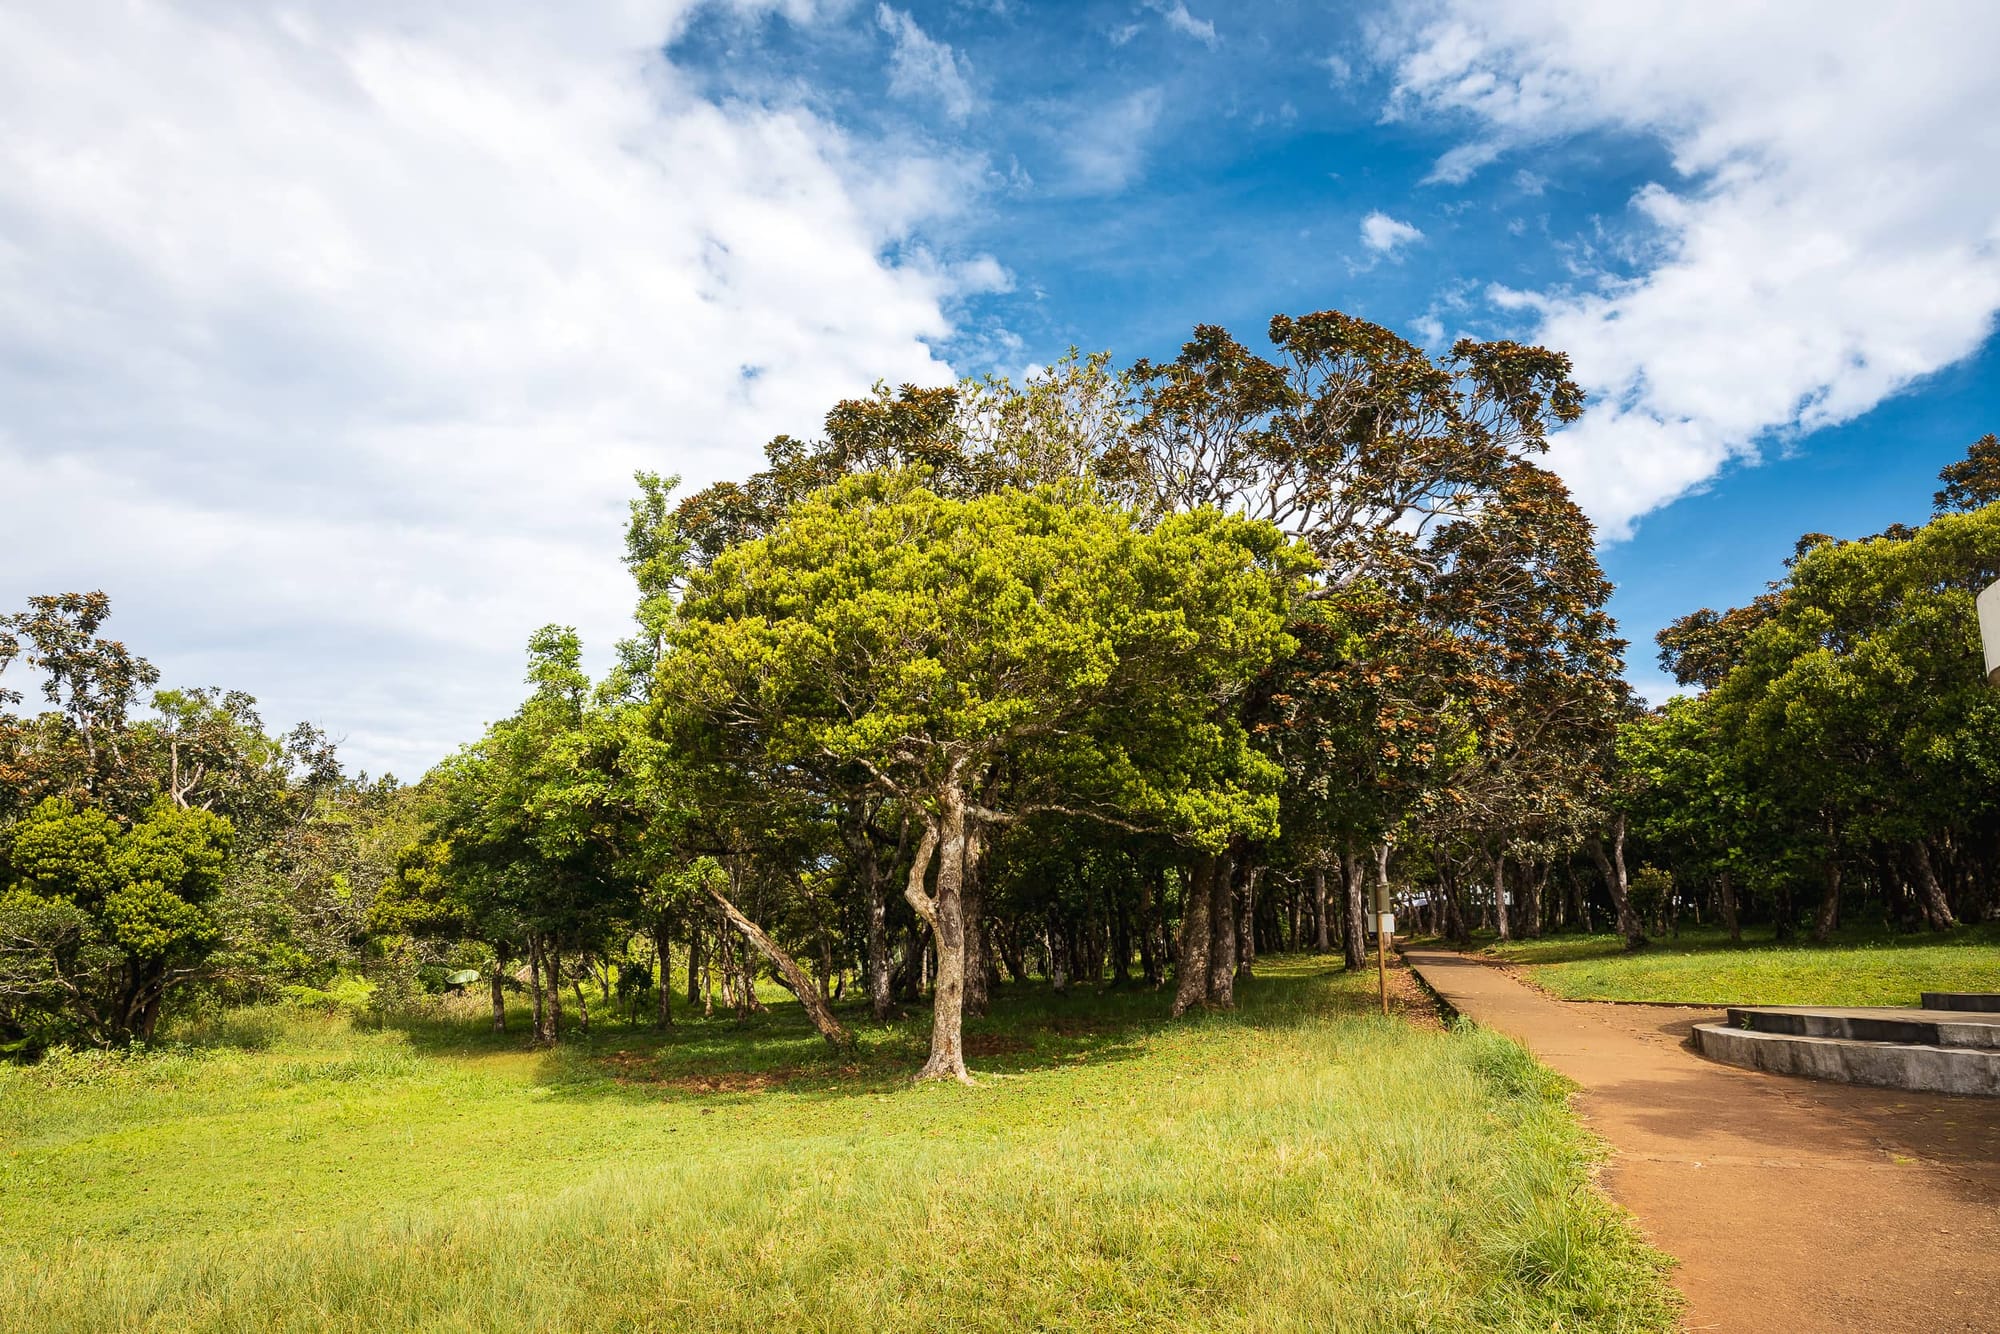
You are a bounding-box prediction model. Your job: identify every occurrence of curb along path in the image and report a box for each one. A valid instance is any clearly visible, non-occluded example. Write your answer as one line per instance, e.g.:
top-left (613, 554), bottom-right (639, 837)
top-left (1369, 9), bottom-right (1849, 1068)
top-left (1403, 948), bottom-right (2000, 1334)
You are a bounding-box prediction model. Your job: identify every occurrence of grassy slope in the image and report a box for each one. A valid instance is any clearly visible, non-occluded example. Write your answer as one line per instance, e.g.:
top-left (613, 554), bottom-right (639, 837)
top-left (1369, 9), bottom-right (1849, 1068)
top-left (1478, 923), bottom-right (2000, 1007)
top-left (0, 957), bottom-right (1676, 1333)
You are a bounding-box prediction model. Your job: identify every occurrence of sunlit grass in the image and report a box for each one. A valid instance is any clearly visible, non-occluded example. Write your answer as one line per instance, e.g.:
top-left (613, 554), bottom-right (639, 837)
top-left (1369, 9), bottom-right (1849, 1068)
top-left (1479, 922), bottom-right (2000, 1007)
top-left (0, 957), bottom-right (1677, 1332)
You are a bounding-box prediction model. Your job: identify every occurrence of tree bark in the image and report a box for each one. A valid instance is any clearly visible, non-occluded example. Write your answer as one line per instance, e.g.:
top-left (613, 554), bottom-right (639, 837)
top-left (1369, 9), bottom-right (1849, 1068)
top-left (961, 819), bottom-right (990, 1018)
top-left (1492, 848), bottom-right (1511, 941)
top-left (1524, 861), bottom-right (1545, 940)
top-left (1341, 850), bottom-right (1367, 968)
top-left (1911, 840), bottom-right (1959, 930)
top-left (546, 943), bottom-right (564, 1039)
top-left (653, 924), bottom-right (674, 1028)
top-left (904, 785), bottom-right (970, 1082)
top-left (1717, 869), bottom-right (1740, 942)
top-left (705, 879), bottom-right (854, 1050)
top-left (1812, 857), bottom-right (1843, 943)
top-left (489, 944), bottom-right (510, 1033)
top-left (851, 810), bottom-right (895, 1022)
top-left (1236, 863), bottom-right (1261, 980)
top-left (1170, 855), bottom-right (1213, 1018)
top-left (1207, 852), bottom-right (1238, 1008)
top-left (1111, 895), bottom-right (1132, 986)
top-left (1587, 814), bottom-right (1647, 950)
top-left (1313, 866), bottom-right (1331, 952)
top-left (527, 935), bottom-right (550, 1044)
top-left (686, 918), bottom-right (704, 1010)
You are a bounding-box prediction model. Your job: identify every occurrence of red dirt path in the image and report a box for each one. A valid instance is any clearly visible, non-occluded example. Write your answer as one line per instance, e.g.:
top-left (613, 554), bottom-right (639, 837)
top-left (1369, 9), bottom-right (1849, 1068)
top-left (1404, 948), bottom-right (2000, 1334)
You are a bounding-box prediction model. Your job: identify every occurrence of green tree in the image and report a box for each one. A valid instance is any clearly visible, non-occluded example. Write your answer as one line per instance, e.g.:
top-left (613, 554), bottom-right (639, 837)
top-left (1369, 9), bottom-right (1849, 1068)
top-left (666, 471), bottom-right (1302, 1079)
top-left (0, 796), bottom-right (233, 1045)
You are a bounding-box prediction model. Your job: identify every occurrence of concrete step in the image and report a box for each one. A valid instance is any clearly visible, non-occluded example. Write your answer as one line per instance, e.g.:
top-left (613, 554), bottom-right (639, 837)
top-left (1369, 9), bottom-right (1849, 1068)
top-left (1693, 1023), bottom-right (2000, 1096)
top-left (1725, 1005), bottom-right (2000, 1050)
top-left (1923, 991), bottom-right (2000, 1013)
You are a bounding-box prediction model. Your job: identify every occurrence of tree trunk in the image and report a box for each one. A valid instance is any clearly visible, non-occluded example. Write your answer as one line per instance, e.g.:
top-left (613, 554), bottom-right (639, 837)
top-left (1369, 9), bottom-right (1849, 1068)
top-left (1812, 856), bottom-right (1843, 943)
top-left (572, 978), bottom-right (591, 1034)
top-left (904, 785), bottom-right (970, 1082)
top-left (546, 944), bottom-right (564, 1039)
top-left (687, 919), bottom-right (704, 1010)
top-left (653, 924), bottom-right (674, 1028)
top-left (527, 935), bottom-right (550, 1044)
top-left (1236, 863), bottom-right (1261, 980)
top-left (490, 944), bottom-right (510, 1033)
top-left (1588, 815), bottom-right (1647, 950)
top-left (1111, 896), bottom-right (1132, 986)
top-left (1439, 856), bottom-right (1470, 946)
top-left (1170, 855), bottom-right (1213, 1018)
top-left (1046, 918), bottom-right (1069, 994)
top-left (1523, 861), bottom-right (1545, 940)
top-left (1207, 853), bottom-right (1238, 1008)
top-left (961, 820), bottom-right (990, 1019)
top-left (1313, 866), bottom-right (1331, 952)
top-left (852, 814), bottom-right (895, 1022)
top-left (1718, 868), bottom-right (1740, 942)
top-left (1911, 840), bottom-right (1959, 930)
top-left (1492, 849), bottom-right (1511, 941)
top-left (705, 879), bottom-right (854, 1049)
top-left (1342, 850), bottom-right (1367, 968)
top-left (997, 920), bottom-right (1028, 986)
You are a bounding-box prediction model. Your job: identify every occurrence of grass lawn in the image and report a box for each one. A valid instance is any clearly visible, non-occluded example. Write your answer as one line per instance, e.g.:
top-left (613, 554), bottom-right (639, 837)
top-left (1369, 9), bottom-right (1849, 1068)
top-left (0, 955), bottom-right (1676, 1333)
top-left (1476, 922), bottom-right (2000, 1007)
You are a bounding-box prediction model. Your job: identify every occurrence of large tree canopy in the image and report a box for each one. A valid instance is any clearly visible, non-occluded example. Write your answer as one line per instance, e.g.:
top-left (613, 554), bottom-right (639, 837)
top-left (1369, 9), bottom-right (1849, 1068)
top-left (664, 471), bottom-right (1304, 1079)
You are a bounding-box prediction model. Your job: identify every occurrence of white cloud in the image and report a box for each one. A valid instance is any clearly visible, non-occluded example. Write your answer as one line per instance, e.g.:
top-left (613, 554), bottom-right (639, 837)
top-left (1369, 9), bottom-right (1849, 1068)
top-left (876, 5), bottom-right (976, 122)
top-left (1385, 1), bottom-right (2000, 538)
top-left (0, 1), bottom-right (1000, 776)
top-left (1144, 1), bottom-right (1218, 49)
top-left (1061, 88), bottom-right (1165, 192)
top-left (1360, 211), bottom-right (1424, 254)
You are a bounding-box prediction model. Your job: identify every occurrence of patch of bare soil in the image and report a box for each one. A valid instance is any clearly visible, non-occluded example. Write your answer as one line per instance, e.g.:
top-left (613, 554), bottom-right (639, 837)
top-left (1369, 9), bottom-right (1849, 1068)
top-left (661, 1070), bottom-right (797, 1095)
top-left (963, 1033), bottom-right (1034, 1057)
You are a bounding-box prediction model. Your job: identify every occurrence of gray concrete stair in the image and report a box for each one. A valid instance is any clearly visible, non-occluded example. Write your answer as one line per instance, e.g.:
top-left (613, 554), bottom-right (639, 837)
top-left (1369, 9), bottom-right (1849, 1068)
top-left (1922, 991), bottom-right (2000, 1012)
top-left (1693, 1005), bottom-right (2000, 1096)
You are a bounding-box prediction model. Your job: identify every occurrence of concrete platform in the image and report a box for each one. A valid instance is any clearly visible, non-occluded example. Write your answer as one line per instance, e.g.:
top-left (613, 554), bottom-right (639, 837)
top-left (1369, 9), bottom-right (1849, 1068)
top-left (1923, 991), bottom-right (2000, 1012)
top-left (1722, 1004), bottom-right (2000, 1050)
top-left (1694, 1004), bottom-right (2000, 1096)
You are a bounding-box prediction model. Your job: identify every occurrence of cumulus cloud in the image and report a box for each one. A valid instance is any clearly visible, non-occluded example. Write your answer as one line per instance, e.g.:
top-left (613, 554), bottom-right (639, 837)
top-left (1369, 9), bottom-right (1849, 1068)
top-left (0, 1), bottom-right (1001, 775)
top-left (1360, 211), bottom-right (1424, 255)
top-left (877, 5), bottom-right (976, 122)
top-left (1385, 0), bottom-right (2000, 538)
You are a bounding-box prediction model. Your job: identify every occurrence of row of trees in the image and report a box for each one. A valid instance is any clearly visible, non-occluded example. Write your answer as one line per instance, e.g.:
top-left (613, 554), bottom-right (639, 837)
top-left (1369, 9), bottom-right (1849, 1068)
top-left (0, 594), bottom-right (404, 1047)
top-left (1611, 441), bottom-right (2000, 942)
top-left (379, 310), bottom-right (1632, 1080)
top-left (14, 310), bottom-right (1985, 1065)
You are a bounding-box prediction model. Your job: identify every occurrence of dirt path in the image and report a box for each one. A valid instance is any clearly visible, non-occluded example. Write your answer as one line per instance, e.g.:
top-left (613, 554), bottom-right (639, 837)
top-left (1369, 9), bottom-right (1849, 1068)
top-left (1404, 948), bottom-right (2000, 1334)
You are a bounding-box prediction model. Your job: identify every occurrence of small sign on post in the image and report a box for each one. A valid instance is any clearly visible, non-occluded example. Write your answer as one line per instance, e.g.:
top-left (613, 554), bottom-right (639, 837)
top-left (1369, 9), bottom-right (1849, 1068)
top-left (1979, 579), bottom-right (2000, 687)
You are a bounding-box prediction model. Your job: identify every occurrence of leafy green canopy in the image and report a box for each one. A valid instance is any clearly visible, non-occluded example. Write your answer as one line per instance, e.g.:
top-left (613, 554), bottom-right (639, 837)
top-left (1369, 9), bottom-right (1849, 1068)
top-left (665, 471), bottom-right (1307, 851)
top-left (0, 796), bottom-right (233, 1045)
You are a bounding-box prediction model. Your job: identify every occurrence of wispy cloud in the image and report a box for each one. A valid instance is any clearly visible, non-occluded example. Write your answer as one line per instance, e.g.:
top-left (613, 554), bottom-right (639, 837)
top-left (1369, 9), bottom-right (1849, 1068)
top-left (1384, 0), bottom-right (2000, 539)
top-left (1061, 87), bottom-right (1165, 192)
top-left (877, 5), bottom-right (976, 122)
top-left (1144, 0), bottom-right (1218, 49)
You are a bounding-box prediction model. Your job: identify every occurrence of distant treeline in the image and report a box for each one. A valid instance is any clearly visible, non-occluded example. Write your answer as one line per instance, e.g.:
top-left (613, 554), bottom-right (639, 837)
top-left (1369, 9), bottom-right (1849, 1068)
top-left (3, 317), bottom-right (1993, 1072)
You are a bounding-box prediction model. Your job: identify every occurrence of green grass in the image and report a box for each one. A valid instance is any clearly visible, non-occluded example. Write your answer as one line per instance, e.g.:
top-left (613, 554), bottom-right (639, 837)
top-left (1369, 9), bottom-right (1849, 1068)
top-left (1478, 922), bottom-right (2000, 1007)
top-left (0, 956), bottom-right (1677, 1333)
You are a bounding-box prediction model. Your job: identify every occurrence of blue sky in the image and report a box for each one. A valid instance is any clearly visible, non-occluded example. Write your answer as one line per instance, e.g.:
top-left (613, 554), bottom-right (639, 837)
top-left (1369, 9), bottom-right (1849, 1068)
top-left (3, 1), bottom-right (1997, 775)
